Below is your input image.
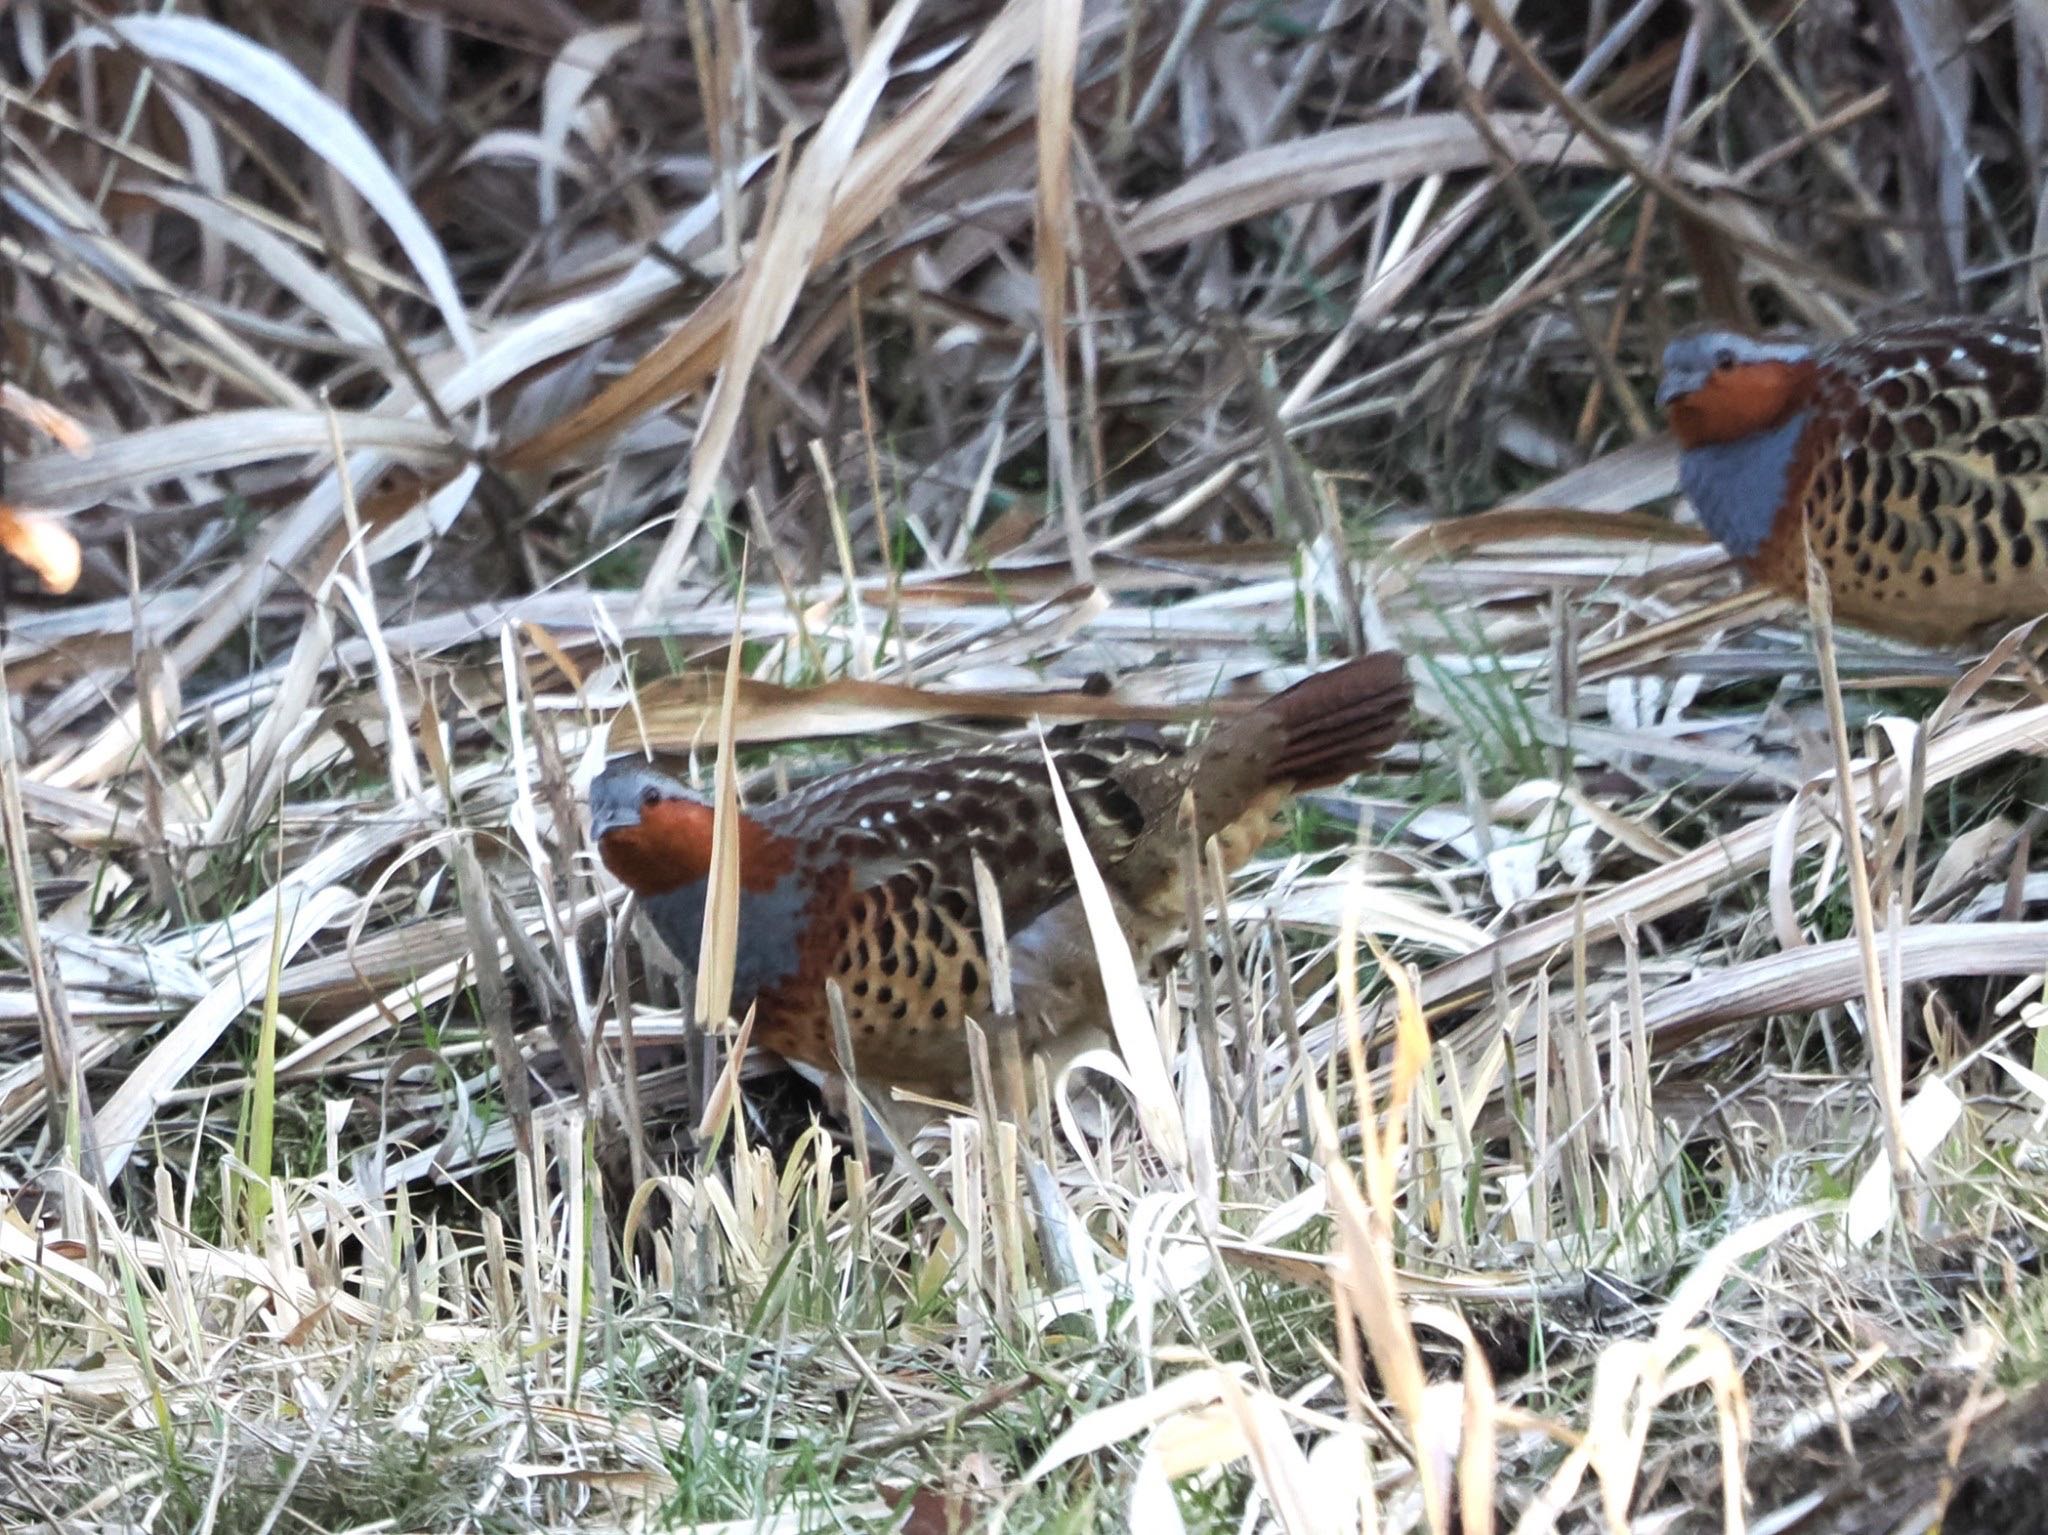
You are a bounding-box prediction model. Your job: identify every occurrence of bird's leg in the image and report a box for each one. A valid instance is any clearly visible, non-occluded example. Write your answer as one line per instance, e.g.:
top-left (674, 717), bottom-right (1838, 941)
top-left (802, 1063), bottom-right (944, 1166)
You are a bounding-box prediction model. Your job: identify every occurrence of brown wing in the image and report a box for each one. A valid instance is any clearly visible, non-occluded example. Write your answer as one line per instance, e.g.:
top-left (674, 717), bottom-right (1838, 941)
top-left (742, 660), bottom-right (1410, 1095)
top-left (1785, 322), bottom-right (2048, 642)
top-left (746, 736), bottom-right (1191, 1095)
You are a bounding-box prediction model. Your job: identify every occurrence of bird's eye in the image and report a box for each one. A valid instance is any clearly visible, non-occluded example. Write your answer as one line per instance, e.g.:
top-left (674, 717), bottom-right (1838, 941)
top-left (1713, 348), bottom-right (1736, 370)
top-left (640, 785), bottom-right (661, 808)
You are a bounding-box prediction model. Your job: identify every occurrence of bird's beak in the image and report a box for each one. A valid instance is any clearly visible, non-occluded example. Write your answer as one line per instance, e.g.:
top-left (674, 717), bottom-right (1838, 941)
top-left (1654, 370), bottom-right (1697, 410)
top-left (586, 777), bottom-right (641, 841)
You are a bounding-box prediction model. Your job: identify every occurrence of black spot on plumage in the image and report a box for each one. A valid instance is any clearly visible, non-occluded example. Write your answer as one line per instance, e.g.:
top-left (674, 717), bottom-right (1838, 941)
top-left (880, 949), bottom-right (900, 977)
top-left (876, 985), bottom-right (893, 1005)
top-left (1096, 781), bottom-right (1146, 841)
top-left (1854, 553), bottom-right (1871, 576)
top-left (961, 960), bottom-right (981, 996)
top-left (931, 999), bottom-right (948, 1021)
top-left (1845, 502), bottom-right (1866, 538)
top-left (1976, 523), bottom-right (2001, 570)
top-left (1902, 413), bottom-right (1938, 451)
top-left (1921, 566), bottom-right (1938, 586)
top-left (936, 887), bottom-right (972, 924)
top-left (890, 1001), bottom-right (909, 1022)
top-left (1886, 516), bottom-right (1909, 554)
top-left (2002, 488), bottom-right (2027, 536)
top-left (924, 907), bottom-right (944, 943)
top-left (2004, 486), bottom-right (2030, 538)
top-left (2014, 533), bottom-right (2036, 569)
top-left (1868, 415), bottom-right (1896, 454)
top-left (1927, 394), bottom-right (1965, 437)
top-left (1918, 476), bottom-right (1946, 517)
top-left (1874, 377), bottom-right (1910, 411)
top-left (920, 961), bottom-right (937, 989)
top-left (1063, 751), bottom-right (1112, 782)
top-left (853, 980), bottom-right (870, 998)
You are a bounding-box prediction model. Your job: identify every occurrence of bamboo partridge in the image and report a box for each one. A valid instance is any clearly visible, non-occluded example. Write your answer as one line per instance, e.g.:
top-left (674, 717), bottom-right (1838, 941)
top-left (1658, 318), bottom-right (2048, 645)
top-left (589, 655), bottom-right (1411, 1105)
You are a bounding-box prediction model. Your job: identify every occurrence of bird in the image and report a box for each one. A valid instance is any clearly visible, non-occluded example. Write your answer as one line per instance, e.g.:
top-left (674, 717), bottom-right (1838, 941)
top-left (1657, 318), bottom-right (2048, 646)
top-left (588, 654), bottom-right (1411, 1109)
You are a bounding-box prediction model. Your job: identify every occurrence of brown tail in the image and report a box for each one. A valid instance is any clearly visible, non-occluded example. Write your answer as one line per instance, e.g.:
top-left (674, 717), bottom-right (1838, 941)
top-left (1247, 652), bottom-right (1412, 790)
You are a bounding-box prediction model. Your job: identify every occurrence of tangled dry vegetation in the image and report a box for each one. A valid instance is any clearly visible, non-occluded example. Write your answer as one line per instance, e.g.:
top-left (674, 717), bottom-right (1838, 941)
top-left (8, 0), bottom-right (2048, 1530)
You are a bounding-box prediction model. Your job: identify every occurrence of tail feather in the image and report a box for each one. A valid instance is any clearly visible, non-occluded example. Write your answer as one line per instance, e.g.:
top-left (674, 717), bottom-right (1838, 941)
top-left (1252, 652), bottom-right (1411, 790)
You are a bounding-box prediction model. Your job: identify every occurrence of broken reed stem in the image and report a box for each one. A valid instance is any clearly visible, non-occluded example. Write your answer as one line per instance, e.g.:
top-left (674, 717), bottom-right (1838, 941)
top-left (1178, 793), bottom-right (1233, 1163)
top-left (826, 976), bottom-right (874, 1237)
top-left (1805, 545), bottom-right (1913, 1212)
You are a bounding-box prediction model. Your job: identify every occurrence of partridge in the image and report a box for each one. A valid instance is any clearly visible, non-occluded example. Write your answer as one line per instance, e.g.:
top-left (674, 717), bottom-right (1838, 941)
top-left (1658, 318), bottom-right (2048, 645)
top-left (588, 655), bottom-right (1411, 1104)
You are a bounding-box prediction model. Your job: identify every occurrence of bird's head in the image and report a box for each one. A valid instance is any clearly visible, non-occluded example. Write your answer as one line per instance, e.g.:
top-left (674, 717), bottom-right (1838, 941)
top-left (588, 757), bottom-right (797, 897)
top-left (1658, 329), bottom-right (1817, 448)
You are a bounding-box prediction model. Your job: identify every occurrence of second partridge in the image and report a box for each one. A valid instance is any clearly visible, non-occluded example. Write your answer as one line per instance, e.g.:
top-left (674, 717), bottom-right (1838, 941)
top-left (589, 655), bottom-right (1411, 1105)
top-left (1658, 318), bottom-right (2048, 645)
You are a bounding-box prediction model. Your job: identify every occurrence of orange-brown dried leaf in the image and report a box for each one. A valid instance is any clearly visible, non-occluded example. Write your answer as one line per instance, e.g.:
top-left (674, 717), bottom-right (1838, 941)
top-left (0, 507), bottom-right (82, 594)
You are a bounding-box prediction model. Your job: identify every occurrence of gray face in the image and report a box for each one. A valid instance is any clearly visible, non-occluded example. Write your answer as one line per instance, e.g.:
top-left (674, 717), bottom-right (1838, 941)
top-left (588, 758), bottom-right (694, 840)
top-left (588, 755), bottom-right (808, 1010)
top-left (1657, 330), bottom-right (1813, 408)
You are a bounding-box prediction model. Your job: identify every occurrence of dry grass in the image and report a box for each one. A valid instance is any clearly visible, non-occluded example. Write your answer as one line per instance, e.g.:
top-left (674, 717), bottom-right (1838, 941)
top-left (7, 1), bottom-right (2048, 1531)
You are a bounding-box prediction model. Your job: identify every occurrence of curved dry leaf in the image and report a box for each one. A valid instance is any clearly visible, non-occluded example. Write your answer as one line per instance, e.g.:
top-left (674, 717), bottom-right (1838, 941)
top-left (608, 672), bottom-right (1229, 752)
top-left (69, 15), bottom-right (477, 360)
top-left (1387, 508), bottom-right (1698, 567)
top-left (1, 383), bottom-right (93, 455)
top-left (8, 410), bottom-right (456, 513)
top-left (1494, 434), bottom-right (1682, 514)
top-left (1230, 878), bottom-right (1486, 955)
top-left (1848, 1075), bottom-right (1962, 1245)
top-left (1039, 733), bottom-right (1190, 1175)
top-left (141, 186), bottom-right (384, 348)
top-left (160, 92), bottom-right (230, 296)
top-left (1020, 1366), bottom-right (1247, 1482)
top-left (1124, 114), bottom-right (1733, 254)
top-left (540, 24), bottom-right (644, 229)
top-left (1640, 922), bottom-right (2048, 1046)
